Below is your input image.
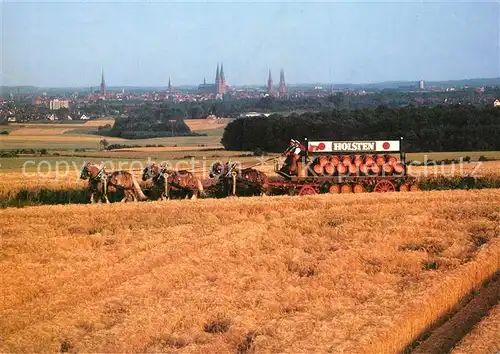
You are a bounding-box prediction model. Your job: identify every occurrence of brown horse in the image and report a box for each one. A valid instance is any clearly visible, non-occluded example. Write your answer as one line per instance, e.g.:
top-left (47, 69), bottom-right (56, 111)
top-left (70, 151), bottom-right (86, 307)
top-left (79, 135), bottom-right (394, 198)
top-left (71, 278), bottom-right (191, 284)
top-left (210, 162), bottom-right (269, 196)
top-left (142, 163), bottom-right (204, 200)
top-left (80, 162), bottom-right (109, 203)
top-left (107, 170), bottom-right (148, 202)
top-left (80, 162), bottom-right (147, 203)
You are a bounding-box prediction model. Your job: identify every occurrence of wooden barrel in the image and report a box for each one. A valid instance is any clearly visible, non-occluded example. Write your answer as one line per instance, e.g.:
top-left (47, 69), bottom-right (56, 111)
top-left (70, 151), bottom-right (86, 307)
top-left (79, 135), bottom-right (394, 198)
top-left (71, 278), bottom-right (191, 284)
top-left (328, 184), bottom-right (340, 194)
top-left (330, 155), bottom-right (341, 166)
top-left (340, 184), bottom-right (352, 193)
top-left (370, 164), bottom-right (381, 175)
top-left (387, 155), bottom-right (398, 165)
top-left (313, 164), bottom-right (324, 175)
top-left (337, 164), bottom-right (347, 175)
top-left (342, 155), bottom-right (352, 166)
top-left (353, 184), bottom-right (366, 193)
top-left (365, 155), bottom-right (375, 166)
top-left (348, 164), bottom-right (358, 175)
top-left (393, 163), bottom-right (405, 175)
top-left (375, 154), bottom-right (386, 166)
top-left (382, 164), bottom-right (393, 175)
top-left (319, 155), bottom-right (329, 167)
top-left (359, 164), bottom-right (369, 175)
top-left (410, 184), bottom-right (420, 192)
top-left (324, 163), bottom-right (335, 175)
top-left (353, 155), bottom-right (363, 167)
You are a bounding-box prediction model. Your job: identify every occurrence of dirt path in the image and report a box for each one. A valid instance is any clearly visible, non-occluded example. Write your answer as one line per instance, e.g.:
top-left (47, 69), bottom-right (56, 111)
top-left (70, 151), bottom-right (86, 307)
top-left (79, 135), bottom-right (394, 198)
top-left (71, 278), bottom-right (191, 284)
top-left (409, 272), bottom-right (500, 354)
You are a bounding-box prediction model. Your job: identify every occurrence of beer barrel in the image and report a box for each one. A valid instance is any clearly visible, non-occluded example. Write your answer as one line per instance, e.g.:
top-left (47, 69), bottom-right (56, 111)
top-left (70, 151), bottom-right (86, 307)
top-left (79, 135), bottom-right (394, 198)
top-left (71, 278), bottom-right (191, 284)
top-left (382, 164), bottom-right (393, 175)
top-left (348, 164), bottom-right (358, 175)
top-left (328, 184), bottom-right (340, 194)
top-left (359, 164), bottom-right (370, 175)
top-left (353, 155), bottom-right (363, 167)
top-left (337, 164), bottom-right (347, 175)
top-left (324, 163), bottom-right (335, 175)
top-left (342, 155), bottom-right (352, 166)
top-left (330, 155), bottom-right (341, 166)
top-left (387, 155), bottom-right (398, 165)
top-left (399, 183), bottom-right (409, 192)
top-left (393, 163), bottom-right (405, 175)
top-left (353, 184), bottom-right (366, 193)
top-left (370, 164), bottom-right (381, 175)
top-left (375, 154), bottom-right (386, 166)
top-left (313, 164), bottom-right (324, 175)
top-left (365, 155), bottom-right (375, 166)
top-left (341, 184), bottom-right (352, 193)
top-left (319, 156), bottom-right (329, 167)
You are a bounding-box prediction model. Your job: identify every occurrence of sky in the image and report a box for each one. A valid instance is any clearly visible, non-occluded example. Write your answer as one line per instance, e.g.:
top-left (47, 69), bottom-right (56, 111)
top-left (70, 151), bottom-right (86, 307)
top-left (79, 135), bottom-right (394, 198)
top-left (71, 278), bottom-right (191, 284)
top-left (1, 0), bottom-right (499, 87)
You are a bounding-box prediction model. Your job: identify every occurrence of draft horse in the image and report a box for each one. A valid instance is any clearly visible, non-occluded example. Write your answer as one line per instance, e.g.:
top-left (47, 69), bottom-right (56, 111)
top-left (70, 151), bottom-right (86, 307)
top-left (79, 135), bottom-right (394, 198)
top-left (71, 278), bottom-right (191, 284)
top-left (142, 163), bottom-right (204, 200)
top-left (210, 161), bottom-right (269, 196)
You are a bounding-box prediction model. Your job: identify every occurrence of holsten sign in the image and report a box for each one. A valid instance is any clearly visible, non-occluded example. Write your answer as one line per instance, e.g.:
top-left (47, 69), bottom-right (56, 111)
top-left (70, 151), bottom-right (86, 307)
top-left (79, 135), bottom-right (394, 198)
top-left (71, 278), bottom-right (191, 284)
top-left (308, 140), bottom-right (400, 152)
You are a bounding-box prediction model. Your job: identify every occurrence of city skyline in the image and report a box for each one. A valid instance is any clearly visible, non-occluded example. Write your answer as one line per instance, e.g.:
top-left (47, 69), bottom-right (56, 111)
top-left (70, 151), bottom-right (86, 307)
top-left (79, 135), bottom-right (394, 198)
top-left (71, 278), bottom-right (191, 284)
top-left (2, 1), bottom-right (499, 87)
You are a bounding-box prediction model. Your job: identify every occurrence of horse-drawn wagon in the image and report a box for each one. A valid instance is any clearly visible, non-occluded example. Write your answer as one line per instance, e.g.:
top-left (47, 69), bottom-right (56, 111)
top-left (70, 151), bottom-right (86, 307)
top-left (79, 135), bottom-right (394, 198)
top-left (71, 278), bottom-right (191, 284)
top-left (211, 138), bottom-right (419, 197)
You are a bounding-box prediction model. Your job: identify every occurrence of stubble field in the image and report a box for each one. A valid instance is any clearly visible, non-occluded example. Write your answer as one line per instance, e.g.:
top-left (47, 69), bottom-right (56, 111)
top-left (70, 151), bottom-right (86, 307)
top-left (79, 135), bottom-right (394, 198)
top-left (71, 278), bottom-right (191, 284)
top-left (1, 190), bottom-right (499, 353)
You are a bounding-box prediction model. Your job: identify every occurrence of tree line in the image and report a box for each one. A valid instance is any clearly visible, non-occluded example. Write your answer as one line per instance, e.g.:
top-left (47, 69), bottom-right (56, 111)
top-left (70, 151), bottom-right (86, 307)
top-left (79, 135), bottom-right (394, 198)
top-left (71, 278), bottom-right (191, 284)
top-left (221, 105), bottom-right (500, 152)
top-left (105, 103), bottom-right (203, 139)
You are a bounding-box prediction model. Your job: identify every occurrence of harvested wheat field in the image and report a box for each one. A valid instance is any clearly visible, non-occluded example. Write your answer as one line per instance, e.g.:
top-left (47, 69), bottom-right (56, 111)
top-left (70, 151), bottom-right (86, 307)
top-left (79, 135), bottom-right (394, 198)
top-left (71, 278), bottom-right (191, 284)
top-left (1, 190), bottom-right (499, 353)
top-left (8, 128), bottom-right (75, 136)
top-left (184, 118), bottom-right (232, 131)
top-left (451, 304), bottom-right (500, 354)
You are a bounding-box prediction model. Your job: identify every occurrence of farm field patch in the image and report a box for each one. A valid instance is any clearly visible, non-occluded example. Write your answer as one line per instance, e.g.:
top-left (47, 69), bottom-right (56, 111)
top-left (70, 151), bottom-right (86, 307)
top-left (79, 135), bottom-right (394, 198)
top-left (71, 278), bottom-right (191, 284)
top-left (1, 190), bottom-right (499, 352)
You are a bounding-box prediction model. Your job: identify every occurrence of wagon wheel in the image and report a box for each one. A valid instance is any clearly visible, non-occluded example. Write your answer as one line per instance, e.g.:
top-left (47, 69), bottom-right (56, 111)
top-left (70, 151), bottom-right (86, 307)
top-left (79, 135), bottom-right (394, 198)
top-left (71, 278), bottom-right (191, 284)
top-left (299, 185), bottom-right (317, 196)
top-left (374, 180), bottom-right (396, 193)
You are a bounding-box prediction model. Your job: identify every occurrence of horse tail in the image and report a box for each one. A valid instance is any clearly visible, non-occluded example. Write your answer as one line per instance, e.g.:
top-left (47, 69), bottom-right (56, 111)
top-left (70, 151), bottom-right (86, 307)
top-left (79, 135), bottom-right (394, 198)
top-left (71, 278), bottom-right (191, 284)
top-left (132, 175), bottom-right (148, 201)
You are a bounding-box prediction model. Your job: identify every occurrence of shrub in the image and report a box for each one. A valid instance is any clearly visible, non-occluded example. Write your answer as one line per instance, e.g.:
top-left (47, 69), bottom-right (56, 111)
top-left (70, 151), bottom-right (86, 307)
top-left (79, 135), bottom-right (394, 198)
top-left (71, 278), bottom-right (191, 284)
top-left (0, 130), bottom-right (9, 135)
top-left (478, 155), bottom-right (489, 162)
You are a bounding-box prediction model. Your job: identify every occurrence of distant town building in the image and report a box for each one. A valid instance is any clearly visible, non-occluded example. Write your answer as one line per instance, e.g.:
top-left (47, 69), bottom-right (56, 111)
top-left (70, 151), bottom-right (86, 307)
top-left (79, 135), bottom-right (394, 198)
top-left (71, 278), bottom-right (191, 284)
top-left (198, 63), bottom-right (227, 97)
top-left (278, 68), bottom-right (288, 97)
top-left (419, 80), bottom-right (425, 90)
top-left (49, 99), bottom-right (69, 110)
top-left (267, 69), bottom-right (273, 94)
top-left (238, 112), bottom-right (272, 118)
top-left (100, 70), bottom-right (107, 96)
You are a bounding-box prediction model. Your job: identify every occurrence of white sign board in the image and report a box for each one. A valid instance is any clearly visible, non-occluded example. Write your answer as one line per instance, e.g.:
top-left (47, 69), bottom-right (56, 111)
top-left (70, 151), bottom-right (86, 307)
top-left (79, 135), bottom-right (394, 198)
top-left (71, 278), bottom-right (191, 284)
top-left (308, 140), bottom-right (400, 152)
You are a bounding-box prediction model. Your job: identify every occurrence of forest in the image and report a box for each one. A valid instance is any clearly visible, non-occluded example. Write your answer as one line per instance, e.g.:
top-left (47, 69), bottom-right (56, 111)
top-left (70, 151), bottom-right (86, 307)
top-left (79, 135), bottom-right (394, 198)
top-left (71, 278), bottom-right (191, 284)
top-left (105, 103), bottom-right (202, 139)
top-left (221, 105), bottom-right (500, 152)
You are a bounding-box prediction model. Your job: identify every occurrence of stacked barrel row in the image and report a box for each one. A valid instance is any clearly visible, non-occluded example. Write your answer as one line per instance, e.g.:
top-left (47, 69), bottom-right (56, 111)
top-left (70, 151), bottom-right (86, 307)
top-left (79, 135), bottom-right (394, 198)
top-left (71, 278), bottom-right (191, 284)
top-left (309, 154), bottom-right (405, 176)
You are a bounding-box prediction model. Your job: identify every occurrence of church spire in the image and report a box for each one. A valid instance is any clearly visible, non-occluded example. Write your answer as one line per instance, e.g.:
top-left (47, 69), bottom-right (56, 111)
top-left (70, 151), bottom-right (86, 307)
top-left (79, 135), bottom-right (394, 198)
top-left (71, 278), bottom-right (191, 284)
top-left (267, 69), bottom-right (273, 94)
top-left (278, 68), bottom-right (287, 97)
top-left (100, 69), bottom-right (106, 96)
top-left (168, 77), bottom-right (172, 92)
top-left (215, 63), bottom-right (220, 83)
top-left (220, 63), bottom-right (225, 84)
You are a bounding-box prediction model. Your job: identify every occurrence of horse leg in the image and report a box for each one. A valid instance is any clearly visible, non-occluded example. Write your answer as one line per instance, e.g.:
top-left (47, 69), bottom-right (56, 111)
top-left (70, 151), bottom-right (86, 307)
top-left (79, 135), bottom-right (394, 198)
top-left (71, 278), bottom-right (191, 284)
top-left (90, 192), bottom-right (95, 204)
top-left (191, 191), bottom-right (198, 200)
